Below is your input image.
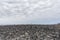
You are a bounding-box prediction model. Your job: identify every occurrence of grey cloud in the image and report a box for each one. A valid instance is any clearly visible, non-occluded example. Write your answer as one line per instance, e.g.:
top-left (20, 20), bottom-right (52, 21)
top-left (0, 0), bottom-right (60, 24)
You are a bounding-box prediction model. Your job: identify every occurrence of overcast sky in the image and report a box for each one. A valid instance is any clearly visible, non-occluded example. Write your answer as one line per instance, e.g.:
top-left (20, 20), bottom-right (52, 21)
top-left (0, 0), bottom-right (60, 25)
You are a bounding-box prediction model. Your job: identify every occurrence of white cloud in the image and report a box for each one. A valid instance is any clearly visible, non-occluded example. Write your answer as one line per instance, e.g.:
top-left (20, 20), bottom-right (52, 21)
top-left (0, 0), bottom-right (60, 24)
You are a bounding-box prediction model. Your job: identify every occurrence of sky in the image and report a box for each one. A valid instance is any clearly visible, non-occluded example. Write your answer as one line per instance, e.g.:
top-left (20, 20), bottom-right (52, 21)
top-left (0, 0), bottom-right (60, 25)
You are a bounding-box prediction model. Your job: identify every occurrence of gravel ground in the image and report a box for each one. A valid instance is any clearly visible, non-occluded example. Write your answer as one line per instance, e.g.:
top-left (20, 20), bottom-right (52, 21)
top-left (0, 25), bottom-right (60, 40)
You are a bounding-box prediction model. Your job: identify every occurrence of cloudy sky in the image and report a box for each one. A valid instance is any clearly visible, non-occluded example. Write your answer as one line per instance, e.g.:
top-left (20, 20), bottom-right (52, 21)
top-left (0, 0), bottom-right (60, 25)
